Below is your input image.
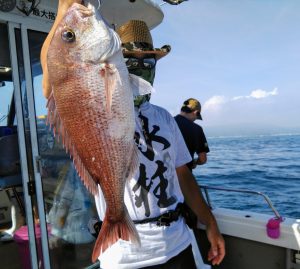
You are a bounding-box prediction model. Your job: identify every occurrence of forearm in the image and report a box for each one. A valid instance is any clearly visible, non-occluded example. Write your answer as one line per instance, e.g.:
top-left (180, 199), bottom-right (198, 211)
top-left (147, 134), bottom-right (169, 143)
top-left (177, 164), bottom-right (226, 264)
top-left (177, 164), bottom-right (225, 264)
top-left (177, 165), bottom-right (216, 227)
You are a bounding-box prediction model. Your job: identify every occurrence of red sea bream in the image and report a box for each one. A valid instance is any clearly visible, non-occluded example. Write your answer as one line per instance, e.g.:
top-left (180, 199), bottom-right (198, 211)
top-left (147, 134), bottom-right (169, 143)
top-left (45, 3), bottom-right (145, 262)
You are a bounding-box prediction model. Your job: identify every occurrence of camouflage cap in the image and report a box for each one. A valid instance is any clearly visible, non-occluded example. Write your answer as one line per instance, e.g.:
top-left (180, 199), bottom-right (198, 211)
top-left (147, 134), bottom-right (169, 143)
top-left (117, 20), bottom-right (171, 60)
top-left (181, 98), bottom-right (203, 120)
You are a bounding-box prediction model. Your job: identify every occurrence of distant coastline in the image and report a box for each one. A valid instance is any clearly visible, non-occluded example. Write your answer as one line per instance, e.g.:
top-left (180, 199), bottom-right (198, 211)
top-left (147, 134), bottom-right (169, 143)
top-left (204, 124), bottom-right (300, 138)
top-left (208, 132), bottom-right (300, 140)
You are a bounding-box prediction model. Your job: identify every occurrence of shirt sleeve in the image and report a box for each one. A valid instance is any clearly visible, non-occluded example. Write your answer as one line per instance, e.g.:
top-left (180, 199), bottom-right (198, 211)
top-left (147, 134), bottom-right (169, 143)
top-left (196, 126), bottom-right (210, 153)
top-left (172, 117), bottom-right (192, 168)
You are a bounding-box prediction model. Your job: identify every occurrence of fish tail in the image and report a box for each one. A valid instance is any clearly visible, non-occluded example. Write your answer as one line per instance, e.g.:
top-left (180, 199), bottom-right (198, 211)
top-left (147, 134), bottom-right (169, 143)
top-left (91, 210), bottom-right (140, 262)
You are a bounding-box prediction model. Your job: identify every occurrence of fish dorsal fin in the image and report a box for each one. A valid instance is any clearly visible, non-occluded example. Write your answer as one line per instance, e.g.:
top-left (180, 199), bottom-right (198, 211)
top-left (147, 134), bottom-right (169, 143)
top-left (129, 73), bottom-right (153, 98)
top-left (46, 92), bottom-right (98, 195)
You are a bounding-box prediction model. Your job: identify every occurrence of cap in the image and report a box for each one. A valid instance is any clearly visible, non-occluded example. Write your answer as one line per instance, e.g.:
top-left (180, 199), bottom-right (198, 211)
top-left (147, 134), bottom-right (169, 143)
top-left (117, 20), bottom-right (171, 60)
top-left (181, 98), bottom-right (203, 120)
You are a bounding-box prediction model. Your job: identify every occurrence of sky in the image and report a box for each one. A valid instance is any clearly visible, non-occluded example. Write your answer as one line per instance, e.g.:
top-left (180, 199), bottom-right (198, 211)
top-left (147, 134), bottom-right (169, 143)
top-left (149, 0), bottom-right (300, 135)
top-left (1, 0), bottom-right (300, 136)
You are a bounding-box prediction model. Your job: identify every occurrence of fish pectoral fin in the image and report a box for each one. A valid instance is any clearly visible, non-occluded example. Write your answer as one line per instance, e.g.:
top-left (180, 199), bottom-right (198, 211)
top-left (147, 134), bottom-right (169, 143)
top-left (129, 73), bottom-right (153, 98)
top-left (103, 64), bottom-right (118, 113)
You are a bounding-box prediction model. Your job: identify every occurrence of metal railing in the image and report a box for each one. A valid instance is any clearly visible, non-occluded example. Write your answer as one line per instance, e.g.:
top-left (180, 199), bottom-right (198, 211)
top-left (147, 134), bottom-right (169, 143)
top-left (200, 185), bottom-right (282, 219)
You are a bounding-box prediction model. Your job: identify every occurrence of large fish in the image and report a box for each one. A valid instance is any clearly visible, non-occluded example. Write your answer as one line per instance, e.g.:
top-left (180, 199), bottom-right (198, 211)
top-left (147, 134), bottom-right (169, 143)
top-left (45, 3), bottom-right (150, 262)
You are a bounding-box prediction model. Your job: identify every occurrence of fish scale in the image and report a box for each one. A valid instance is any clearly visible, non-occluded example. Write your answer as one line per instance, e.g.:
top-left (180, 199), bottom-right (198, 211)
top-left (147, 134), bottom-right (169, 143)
top-left (44, 2), bottom-right (151, 262)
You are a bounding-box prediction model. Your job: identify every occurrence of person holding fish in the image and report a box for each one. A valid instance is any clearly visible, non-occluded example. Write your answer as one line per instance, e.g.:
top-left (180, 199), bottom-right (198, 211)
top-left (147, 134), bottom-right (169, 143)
top-left (41, 2), bottom-right (225, 268)
top-left (94, 20), bottom-right (225, 268)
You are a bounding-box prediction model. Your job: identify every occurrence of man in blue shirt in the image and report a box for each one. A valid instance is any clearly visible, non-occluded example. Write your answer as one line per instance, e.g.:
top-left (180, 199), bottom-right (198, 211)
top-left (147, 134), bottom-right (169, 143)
top-left (175, 98), bottom-right (210, 171)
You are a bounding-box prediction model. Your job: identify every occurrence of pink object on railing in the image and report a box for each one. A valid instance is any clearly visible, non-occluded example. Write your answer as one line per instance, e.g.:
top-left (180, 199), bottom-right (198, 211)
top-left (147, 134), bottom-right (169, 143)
top-left (266, 217), bottom-right (283, 239)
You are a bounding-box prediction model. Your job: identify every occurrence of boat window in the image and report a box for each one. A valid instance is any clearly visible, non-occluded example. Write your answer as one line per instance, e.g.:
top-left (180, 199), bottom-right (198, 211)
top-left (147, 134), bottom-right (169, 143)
top-left (0, 23), bottom-right (25, 269)
top-left (0, 81), bottom-right (14, 126)
top-left (0, 24), bottom-right (14, 127)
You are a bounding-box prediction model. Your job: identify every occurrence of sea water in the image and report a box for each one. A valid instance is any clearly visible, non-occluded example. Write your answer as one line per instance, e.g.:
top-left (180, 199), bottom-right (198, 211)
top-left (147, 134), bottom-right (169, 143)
top-left (194, 134), bottom-right (300, 219)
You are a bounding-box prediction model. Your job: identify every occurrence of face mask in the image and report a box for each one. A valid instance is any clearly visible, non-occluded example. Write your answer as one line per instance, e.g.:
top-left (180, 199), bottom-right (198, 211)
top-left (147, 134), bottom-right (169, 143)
top-left (128, 67), bottom-right (156, 86)
top-left (133, 94), bottom-right (151, 107)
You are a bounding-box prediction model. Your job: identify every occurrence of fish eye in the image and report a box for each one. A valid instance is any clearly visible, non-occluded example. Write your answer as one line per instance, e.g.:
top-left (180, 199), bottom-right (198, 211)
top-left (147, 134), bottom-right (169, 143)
top-left (62, 28), bottom-right (75, 43)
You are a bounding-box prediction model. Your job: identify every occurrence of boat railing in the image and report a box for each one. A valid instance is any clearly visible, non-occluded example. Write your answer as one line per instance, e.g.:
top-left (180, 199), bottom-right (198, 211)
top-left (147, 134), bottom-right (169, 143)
top-left (200, 185), bottom-right (282, 219)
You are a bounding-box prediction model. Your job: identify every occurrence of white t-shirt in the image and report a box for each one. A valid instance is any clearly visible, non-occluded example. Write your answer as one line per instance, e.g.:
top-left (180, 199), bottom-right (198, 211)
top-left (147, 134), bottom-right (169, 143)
top-left (95, 102), bottom-right (192, 269)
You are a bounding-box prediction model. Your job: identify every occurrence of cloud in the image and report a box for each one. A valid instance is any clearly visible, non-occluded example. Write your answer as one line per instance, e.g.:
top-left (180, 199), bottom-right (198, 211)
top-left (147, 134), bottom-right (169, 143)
top-left (204, 88), bottom-right (278, 111)
top-left (233, 88), bottom-right (278, 100)
top-left (250, 88), bottom-right (278, 98)
top-left (203, 95), bottom-right (227, 111)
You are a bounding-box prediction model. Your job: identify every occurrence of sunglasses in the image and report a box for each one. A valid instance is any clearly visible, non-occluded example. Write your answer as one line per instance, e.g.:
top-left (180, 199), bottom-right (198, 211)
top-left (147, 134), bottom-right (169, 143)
top-left (124, 57), bottom-right (156, 69)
